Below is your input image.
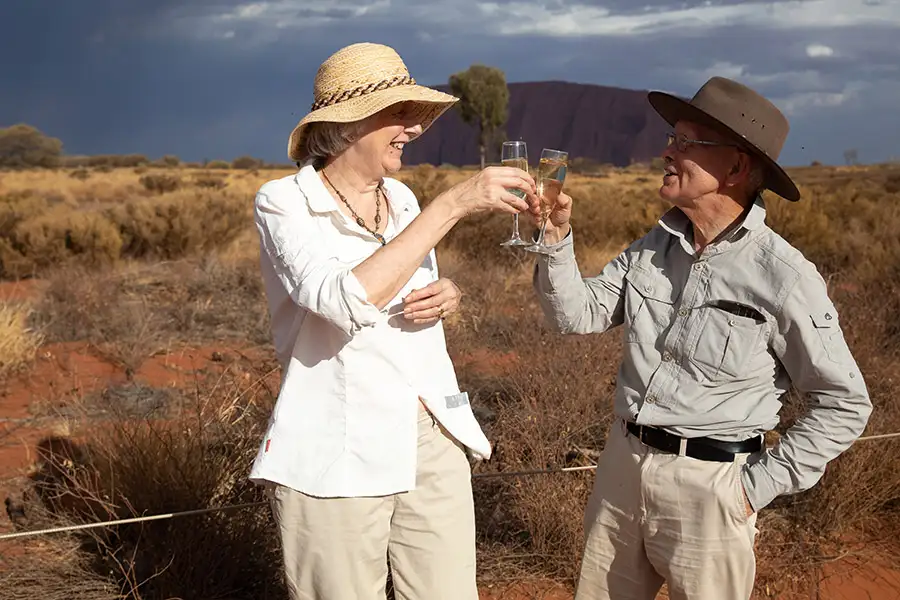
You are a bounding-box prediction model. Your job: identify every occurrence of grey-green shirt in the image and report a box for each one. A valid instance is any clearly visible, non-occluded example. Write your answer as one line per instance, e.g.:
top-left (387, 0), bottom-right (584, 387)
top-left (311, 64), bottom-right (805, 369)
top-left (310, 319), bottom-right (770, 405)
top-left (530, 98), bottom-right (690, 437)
top-left (533, 196), bottom-right (872, 511)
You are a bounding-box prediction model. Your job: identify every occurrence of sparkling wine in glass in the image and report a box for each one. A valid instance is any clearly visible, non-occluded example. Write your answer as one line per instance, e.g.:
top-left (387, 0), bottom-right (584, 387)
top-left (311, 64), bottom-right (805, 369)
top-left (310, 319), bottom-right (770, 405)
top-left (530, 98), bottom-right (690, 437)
top-left (525, 148), bottom-right (568, 255)
top-left (499, 141), bottom-right (530, 247)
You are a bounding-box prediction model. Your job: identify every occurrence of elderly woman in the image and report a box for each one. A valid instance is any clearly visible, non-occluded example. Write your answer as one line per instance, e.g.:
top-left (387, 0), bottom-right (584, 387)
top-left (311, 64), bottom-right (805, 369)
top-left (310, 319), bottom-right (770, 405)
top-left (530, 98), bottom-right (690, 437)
top-left (249, 42), bottom-right (534, 600)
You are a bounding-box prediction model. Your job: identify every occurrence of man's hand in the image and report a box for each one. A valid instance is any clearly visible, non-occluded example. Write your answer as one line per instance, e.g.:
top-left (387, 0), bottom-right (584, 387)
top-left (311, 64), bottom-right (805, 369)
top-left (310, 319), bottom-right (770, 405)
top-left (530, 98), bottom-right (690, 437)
top-left (742, 486), bottom-right (755, 518)
top-left (402, 278), bottom-right (461, 325)
top-left (526, 190), bottom-right (573, 246)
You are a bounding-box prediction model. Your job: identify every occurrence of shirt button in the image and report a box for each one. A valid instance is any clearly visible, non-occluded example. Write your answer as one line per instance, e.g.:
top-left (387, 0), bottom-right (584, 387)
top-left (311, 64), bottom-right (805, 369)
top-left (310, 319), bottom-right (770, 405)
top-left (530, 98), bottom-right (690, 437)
top-left (693, 262), bottom-right (704, 271)
top-left (646, 395), bottom-right (657, 404)
top-left (678, 309), bottom-right (689, 317)
top-left (662, 351), bottom-right (674, 362)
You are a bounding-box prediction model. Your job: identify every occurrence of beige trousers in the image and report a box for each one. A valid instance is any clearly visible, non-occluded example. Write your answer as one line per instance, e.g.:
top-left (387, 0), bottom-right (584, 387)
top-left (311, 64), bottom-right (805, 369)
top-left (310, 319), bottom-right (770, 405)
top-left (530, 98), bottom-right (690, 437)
top-left (269, 404), bottom-right (477, 600)
top-left (575, 420), bottom-right (760, 600)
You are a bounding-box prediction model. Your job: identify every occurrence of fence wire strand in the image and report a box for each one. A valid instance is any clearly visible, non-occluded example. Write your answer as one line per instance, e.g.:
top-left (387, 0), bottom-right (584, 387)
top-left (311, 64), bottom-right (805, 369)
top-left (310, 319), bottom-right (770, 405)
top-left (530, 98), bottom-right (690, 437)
top-left (1, 430), bottom-right (897, 542)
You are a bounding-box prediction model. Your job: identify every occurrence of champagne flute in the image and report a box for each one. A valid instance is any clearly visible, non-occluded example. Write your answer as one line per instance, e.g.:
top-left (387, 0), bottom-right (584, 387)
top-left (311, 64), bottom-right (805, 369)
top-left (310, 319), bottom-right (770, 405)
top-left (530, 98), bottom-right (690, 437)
top-left (525, 148), bottom-right (568, 255)
top-left (499, 141), bottom-right (530, 247)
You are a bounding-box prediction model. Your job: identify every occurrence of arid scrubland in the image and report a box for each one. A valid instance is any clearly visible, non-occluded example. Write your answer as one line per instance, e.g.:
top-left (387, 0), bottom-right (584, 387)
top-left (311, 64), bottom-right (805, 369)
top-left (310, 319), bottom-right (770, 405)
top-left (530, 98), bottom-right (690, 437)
top-left (1, 161), bottom-right (899, 599)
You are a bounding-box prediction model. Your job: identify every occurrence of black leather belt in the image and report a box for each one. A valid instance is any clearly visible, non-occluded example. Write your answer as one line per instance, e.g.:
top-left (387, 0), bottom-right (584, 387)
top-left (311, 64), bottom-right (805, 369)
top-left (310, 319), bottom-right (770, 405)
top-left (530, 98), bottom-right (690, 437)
top-left (625, 421), bottom-right (762, 462)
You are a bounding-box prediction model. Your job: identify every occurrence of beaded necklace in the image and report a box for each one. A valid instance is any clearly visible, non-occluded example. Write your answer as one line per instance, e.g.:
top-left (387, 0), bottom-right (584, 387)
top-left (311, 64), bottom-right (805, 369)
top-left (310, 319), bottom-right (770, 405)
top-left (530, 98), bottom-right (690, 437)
top-left (321, 170), bottom-right (387, 246)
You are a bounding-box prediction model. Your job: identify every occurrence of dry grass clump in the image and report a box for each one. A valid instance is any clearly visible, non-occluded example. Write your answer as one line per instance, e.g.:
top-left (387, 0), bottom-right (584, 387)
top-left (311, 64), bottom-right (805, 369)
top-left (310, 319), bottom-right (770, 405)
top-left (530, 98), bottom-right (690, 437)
top-left (138, 173), bottom-right (181, 194)
top-left (0, 301), bottom-right (44, 378)
top-left (0, 368), bottom-right (284, 600)
top-left (32, 257), bottom-right (269, 370)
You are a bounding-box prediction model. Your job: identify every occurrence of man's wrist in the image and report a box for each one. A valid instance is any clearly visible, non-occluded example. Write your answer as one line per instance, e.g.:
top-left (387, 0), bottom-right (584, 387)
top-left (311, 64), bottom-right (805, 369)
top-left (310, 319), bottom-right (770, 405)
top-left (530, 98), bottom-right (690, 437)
top-left (543, 223), bottom-right (571, 246)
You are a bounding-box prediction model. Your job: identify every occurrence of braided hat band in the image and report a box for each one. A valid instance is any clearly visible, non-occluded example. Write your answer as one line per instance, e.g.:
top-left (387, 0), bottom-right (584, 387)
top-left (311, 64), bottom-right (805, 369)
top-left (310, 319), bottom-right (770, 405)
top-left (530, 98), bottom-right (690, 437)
top-left (287, 43), bottom-right (458, 163)
top-left (310, 75), bottom-right (417, 111)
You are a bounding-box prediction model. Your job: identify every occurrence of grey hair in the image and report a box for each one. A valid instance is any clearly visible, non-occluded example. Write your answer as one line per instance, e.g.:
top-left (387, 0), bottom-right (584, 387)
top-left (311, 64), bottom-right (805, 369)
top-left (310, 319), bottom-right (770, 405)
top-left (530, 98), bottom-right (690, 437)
top-left (746, 156), bottom-right (767, 199)
top-left (303, 120), bottom-right (369, 169)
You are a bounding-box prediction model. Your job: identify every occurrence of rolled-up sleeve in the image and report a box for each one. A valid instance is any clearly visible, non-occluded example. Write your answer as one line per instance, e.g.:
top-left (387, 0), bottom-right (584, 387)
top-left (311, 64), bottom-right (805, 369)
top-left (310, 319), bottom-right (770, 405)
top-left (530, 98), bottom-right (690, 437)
top-left (741, 267), bottom-right (873, 511)
top-left (533, 229), bottom-right (629, 335)
top-left (255, 189), bottom-right (385, 337)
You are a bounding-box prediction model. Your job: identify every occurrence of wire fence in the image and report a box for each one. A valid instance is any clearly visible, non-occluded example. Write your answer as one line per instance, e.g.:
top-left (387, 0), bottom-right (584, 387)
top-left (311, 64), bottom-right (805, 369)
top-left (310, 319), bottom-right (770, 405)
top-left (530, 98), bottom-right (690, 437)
top-left (1, 430), bottom-right (897, 542)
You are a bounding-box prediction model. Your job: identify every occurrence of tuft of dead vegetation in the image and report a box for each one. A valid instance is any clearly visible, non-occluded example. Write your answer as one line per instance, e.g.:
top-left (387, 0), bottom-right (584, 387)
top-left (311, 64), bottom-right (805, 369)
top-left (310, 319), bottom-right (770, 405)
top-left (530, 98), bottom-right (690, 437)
top-left (31, 257), bottom-right (269, 371)
top-left (0, 301), bottom-right (44, 378)
top-left (0, 368), bottom-right (285, 600)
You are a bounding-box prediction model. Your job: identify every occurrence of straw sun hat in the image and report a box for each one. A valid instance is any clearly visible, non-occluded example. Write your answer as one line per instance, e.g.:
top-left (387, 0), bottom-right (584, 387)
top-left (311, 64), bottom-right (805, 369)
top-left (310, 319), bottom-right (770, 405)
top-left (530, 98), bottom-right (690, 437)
top-left (287, 43), bottom-right (459, 163)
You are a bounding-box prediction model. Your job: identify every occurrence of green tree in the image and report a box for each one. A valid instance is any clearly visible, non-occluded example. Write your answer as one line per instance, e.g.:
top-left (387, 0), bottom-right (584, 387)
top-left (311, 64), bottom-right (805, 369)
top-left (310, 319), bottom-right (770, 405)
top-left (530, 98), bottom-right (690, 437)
top-left (449, 65), bottom-right (509, 169)
top-left (0, 124), bottom-right (63, 168)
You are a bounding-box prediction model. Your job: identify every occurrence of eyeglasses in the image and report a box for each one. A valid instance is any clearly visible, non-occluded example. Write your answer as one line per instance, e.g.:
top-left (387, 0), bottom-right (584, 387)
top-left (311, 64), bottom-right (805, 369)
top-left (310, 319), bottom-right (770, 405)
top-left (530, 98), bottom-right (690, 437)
top-left (666, 132), bottom-right (736, 153)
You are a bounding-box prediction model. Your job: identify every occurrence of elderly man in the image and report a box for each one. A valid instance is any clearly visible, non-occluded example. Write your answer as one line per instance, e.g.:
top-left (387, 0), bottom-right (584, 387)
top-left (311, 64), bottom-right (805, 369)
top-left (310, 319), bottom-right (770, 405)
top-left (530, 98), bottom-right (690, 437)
top-left (529, 77), bottom-right (873, 599)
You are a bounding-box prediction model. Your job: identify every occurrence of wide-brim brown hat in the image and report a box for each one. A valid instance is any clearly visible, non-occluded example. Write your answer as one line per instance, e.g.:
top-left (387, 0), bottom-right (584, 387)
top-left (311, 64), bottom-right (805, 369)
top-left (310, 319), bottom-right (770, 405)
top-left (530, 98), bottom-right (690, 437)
top-left (648, 76), bottom-right (800, 202)
top-left (287, 42), bottom-right (458, 163)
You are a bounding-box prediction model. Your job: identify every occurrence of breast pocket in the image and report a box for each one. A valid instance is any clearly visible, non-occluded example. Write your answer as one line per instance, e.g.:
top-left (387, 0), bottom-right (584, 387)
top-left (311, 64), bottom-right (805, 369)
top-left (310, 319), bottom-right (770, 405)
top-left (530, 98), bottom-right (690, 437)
top-left (623, 268), bottom-right (678, 346)
top-left (690, 303), bottom-right (767, 381)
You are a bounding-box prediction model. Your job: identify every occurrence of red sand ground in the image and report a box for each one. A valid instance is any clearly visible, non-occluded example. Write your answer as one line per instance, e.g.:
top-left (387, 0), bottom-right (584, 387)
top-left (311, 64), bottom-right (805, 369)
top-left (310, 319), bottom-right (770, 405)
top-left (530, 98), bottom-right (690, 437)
top-left (1, 280), bottom-right (897, 599)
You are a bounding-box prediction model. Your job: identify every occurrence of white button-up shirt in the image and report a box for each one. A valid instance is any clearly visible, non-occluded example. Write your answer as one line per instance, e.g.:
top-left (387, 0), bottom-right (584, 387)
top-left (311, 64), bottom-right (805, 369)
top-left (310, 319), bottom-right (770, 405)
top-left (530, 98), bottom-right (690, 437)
top-left (249, 163), bottom-right (491, 498)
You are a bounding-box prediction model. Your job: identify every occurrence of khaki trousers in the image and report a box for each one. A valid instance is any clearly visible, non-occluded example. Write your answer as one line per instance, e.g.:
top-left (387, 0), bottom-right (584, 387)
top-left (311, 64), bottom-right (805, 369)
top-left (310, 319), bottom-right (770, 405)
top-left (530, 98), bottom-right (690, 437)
top-left (269, 404), bottom-right (477, 600)
top-left (575, 420), bottom-right (760, 600)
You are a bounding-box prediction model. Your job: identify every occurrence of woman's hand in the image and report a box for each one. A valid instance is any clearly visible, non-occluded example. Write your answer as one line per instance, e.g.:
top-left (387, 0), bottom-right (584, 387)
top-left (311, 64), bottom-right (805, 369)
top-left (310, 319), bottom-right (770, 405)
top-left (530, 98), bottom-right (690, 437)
top-left (402, 278), bottom-right (462, 325)
top-left (438, 166), bottom-right (535, 219)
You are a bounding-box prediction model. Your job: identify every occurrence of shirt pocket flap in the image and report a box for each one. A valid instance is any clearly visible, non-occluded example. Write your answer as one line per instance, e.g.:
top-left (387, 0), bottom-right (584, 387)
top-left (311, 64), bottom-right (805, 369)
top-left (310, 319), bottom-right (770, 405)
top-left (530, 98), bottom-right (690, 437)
top-left (810, 311), bottom-right (838, 329)
top-left (624, 266), bottom-right (679, 305)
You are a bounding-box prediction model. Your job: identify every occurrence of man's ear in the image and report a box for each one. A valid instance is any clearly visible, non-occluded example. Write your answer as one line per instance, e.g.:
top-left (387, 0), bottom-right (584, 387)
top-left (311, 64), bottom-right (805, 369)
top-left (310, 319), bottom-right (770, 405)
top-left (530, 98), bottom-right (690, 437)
top-left (726, 152), bottom-right (752, 186)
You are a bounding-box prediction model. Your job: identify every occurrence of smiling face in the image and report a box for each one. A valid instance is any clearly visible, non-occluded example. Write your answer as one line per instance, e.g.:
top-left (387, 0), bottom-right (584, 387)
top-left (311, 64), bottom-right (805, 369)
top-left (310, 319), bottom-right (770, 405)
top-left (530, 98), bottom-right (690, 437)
top-left (659, 121), bottom-right (744, 209)
top-left (346, 101), bottom-right (425, 177)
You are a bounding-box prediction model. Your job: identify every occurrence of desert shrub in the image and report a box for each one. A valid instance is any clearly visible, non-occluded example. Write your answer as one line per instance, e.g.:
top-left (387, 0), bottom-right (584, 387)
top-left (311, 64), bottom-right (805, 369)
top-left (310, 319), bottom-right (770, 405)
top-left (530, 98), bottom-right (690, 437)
top-left (0, 372), bottom-right (285, 600)
top-left (138, 173), bottom-right (181, 194)
top-left (0, 203), bottom-right (122, 277)
top-left (193, 172), bottom-right (228, 190)
top-left (160, 154), bottom-right (180, 167)
top-left (206, 160), bottom-right (230, 169)
top-left (0, 124), bottom-right (63, 169)
top-left (83, 154), bottom-right (148, 168)
top-left (0, 301), bottom-right (44, 378)
top-left (0, 192), bottom-right (50, 276)
top-left (1, 187), bottom-right (250, 279)
top-left (69, 168), bottom-right (91, 180)
top-left (107, 190), bottom-right (247, 260)
top-left (232, 155), bottom-right (264, 170)
top-left (0, 192), bottom-right (50, 234)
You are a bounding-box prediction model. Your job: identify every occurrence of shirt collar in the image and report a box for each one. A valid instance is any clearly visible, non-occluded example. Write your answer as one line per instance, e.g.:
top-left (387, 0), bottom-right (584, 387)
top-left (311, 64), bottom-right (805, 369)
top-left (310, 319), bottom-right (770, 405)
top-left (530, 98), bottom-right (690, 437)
top-left (740, 194), bottom-right (767, 232)
top-left (658, 194), bottom-right (767, 253)
top-left (295, 162), bottom-right (339, 214)
top-left (294, 161), bottom-right (417, 216)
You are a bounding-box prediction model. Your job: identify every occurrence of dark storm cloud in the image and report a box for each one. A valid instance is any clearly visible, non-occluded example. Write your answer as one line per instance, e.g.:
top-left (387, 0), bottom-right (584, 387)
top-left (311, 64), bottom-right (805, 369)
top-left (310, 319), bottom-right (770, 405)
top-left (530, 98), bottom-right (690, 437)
top-left (1, 0), bottom-right (898, 165)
